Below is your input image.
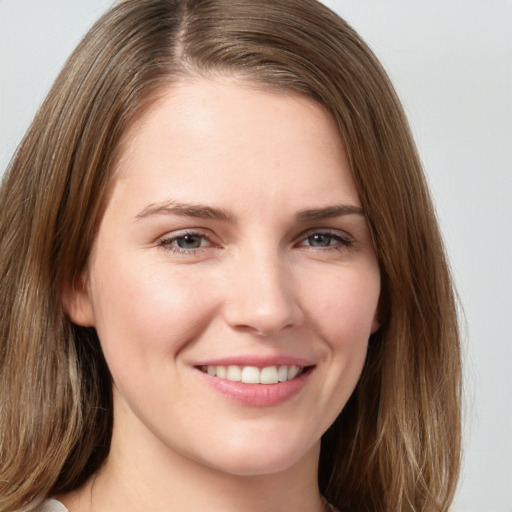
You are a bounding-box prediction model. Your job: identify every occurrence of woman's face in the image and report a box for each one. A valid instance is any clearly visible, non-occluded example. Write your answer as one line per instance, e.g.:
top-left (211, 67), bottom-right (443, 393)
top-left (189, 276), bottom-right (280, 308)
top-left (69, 78), bottom-right (380, 477)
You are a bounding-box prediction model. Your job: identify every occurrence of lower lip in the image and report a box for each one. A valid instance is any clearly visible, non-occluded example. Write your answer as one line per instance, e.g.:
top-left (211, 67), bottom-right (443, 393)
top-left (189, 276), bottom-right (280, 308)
top-left (196, 368), bottom-right (313, 407)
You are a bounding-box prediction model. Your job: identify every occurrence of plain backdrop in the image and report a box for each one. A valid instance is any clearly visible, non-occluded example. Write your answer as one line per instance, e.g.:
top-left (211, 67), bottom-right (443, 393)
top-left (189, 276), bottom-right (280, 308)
top-left (1, 1), bottom-right (511, 511)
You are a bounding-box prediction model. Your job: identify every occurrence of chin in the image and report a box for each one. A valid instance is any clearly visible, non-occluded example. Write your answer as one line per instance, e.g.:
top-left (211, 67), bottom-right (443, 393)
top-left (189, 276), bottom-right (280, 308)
top-left (191, 431), bottom-right (321, 478)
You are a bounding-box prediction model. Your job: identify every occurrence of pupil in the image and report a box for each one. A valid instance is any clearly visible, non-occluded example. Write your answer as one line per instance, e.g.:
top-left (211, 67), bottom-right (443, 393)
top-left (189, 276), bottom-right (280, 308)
top-left (310, 234), bottom-right (330, 247)
top-left (177, 235), bottom-right (201, 249)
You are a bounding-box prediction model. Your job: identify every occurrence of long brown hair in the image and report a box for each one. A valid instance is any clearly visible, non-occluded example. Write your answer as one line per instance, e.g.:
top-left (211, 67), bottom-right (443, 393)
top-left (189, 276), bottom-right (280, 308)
top-left (0, 1), bottom-right (461, 510)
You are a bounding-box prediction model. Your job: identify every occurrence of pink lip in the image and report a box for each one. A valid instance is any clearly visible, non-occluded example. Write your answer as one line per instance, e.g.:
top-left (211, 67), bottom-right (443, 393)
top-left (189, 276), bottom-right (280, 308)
top-left (194, 364), bottom-right (314, 408)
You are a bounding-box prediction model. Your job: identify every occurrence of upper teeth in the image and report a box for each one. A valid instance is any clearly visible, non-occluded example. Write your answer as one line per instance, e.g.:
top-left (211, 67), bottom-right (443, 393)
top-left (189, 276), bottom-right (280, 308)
top-left (201, 365), bottom-right (303, 384)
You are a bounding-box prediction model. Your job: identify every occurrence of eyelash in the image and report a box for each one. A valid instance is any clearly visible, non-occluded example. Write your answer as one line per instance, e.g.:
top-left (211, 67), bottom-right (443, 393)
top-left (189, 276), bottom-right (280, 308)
top-left (157, 229), bottom-right (354, 255)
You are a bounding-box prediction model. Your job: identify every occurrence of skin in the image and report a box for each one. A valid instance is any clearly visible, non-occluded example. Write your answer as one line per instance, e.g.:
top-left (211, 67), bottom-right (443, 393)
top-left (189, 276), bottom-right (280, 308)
top-left (63, 77), bottom-right (381, 512)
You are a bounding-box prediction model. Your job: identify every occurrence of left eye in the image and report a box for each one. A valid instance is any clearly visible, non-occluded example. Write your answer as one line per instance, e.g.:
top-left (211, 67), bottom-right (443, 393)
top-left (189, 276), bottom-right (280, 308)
top-left (299, 232), bottom-right (351, 248)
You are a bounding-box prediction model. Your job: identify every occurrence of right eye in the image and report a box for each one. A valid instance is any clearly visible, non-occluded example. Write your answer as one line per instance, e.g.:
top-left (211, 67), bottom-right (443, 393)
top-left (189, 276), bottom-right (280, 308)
top-left (158, 231), bottom-right (214, 254)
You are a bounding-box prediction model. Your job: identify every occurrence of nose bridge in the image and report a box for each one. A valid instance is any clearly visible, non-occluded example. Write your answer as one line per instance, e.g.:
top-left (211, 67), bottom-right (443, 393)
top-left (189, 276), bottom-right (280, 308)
top-left (222, 242), bottom-right (302, 336)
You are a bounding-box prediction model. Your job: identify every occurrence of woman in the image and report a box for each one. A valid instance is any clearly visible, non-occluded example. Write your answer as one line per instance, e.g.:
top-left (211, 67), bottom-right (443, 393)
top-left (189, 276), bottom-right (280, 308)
top-left (0, 1), bottom-right (461, 511)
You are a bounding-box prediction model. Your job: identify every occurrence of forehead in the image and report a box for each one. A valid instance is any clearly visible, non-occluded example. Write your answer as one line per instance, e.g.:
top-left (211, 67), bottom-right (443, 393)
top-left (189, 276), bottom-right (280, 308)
top-left (108, 77), bottom-right (359, 216)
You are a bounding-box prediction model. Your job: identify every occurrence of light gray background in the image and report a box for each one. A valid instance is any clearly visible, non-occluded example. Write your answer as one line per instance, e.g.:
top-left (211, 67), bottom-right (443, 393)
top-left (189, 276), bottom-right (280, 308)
top-left (1, 1), bottom-right (511, 510)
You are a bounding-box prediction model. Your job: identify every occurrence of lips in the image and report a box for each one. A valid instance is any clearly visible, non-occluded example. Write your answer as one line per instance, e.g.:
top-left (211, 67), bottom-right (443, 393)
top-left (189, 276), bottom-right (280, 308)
top-left (194, 357), bottom-right (315, 407)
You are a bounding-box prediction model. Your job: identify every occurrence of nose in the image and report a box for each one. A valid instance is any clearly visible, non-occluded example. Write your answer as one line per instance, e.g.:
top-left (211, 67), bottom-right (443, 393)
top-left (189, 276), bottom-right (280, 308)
top-left (221, 248), bottom-right (304, 337)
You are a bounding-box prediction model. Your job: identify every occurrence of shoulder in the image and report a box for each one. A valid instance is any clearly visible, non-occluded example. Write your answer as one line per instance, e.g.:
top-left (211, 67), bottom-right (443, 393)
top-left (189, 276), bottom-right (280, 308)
top-left (31, 499), bottom-right (70, 512)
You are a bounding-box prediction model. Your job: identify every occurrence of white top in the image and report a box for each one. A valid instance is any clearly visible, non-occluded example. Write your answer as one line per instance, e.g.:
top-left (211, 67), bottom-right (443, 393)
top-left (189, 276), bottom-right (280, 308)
top-left (37, 499), bottom-right (69, 512)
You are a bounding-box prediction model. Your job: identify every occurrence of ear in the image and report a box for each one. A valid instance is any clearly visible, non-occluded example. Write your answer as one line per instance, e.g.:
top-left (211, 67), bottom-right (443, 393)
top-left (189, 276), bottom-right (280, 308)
top-left (62, 272), bottom-right (95, 327)
top-left (370, 294), bottom-right (383, 334)
top-left (370, 315), bottom-right (380, 334)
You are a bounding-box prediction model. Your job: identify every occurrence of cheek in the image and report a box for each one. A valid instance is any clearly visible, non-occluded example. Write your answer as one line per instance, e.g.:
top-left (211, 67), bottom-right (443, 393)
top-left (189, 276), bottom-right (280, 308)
top-left (294, 266), bottom-right (380, 430)
top-left (303, 267), bottom-right (380, 347)
top-left (89, 258), bottom-right (218, 376)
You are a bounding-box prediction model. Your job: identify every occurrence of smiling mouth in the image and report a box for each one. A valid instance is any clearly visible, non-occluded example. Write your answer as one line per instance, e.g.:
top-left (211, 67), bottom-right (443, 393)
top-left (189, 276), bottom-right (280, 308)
top-left (197, 365), bottom-right (312, 385)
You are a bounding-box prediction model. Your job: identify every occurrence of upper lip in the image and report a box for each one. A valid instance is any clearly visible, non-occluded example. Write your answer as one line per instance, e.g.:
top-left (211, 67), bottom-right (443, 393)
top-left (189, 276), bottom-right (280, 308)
top-left (192, 355), bottom-right (315, 368)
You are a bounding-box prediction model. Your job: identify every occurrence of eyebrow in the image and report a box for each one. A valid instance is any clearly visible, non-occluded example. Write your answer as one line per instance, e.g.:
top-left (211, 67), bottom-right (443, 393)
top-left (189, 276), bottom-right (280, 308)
top-left (135, 201), bottom-right (235, 222)
top-left (134, 201), bottom-right (364, 223)
top-left (296, 204), bottom-right (365, 221)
